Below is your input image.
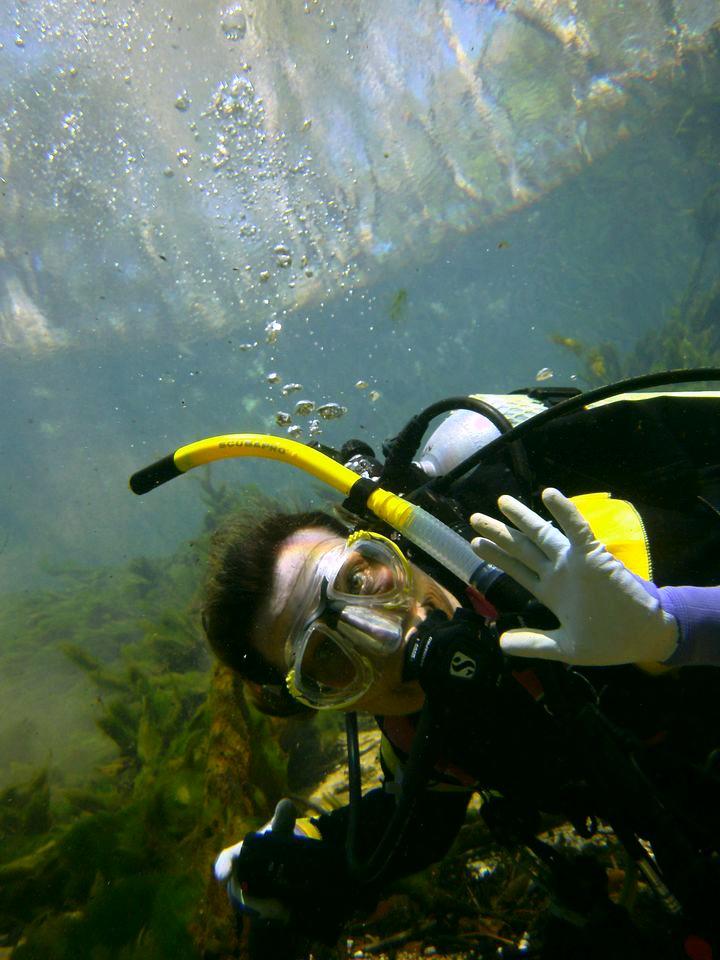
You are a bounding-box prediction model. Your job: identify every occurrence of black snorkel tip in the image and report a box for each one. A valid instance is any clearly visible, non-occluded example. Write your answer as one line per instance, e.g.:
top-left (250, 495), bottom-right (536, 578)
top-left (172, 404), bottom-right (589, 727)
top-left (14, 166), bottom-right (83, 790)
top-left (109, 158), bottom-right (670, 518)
top-left (129, 453), bottom-right (182, 494)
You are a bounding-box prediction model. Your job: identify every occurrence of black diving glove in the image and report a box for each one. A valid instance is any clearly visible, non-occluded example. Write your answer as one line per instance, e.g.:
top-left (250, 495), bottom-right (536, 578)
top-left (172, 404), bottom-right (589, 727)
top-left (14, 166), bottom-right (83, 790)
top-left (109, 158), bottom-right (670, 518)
top-left (216, 799), bottom-right (353, 945)
top-left (403, 608), bottom-right (503, 703)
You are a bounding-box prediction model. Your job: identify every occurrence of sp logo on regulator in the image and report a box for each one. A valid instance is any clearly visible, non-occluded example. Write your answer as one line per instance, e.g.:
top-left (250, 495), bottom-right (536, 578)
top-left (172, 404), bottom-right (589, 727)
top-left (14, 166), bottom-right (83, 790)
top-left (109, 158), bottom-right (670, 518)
top-left (450, 652), bottom-right (477, 679)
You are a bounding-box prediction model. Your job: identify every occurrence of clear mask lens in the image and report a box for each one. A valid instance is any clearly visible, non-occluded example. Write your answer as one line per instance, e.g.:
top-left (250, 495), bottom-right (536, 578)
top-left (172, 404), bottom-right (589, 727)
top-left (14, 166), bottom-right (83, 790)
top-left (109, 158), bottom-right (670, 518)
top-left (294, 622), bottom-right (373, 700)
top-left (324, 535), bottom-right (410, 606)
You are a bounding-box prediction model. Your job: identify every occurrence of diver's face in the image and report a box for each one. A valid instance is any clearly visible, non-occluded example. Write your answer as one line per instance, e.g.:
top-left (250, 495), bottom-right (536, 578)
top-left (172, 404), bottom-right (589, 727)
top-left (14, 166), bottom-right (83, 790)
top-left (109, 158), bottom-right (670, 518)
top-left (255, 527), bottom-right (460, 715)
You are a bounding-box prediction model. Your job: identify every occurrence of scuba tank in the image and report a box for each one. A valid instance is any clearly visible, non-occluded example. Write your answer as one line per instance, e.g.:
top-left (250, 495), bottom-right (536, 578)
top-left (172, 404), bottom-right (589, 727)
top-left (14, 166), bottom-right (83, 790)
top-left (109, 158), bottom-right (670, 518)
top-left (412, 393), bottom-right (549, 478)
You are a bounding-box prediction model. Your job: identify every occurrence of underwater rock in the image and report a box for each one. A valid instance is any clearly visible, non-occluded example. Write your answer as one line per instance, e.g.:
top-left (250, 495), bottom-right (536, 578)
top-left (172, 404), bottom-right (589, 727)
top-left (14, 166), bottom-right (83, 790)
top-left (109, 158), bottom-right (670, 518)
top-left (0, 1), bottom-right (718, 351)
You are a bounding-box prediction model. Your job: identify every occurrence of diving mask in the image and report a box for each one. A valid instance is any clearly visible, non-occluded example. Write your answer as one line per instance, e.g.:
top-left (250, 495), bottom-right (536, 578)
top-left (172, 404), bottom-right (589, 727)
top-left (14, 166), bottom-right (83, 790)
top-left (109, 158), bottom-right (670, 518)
top-left (285, 531), bottom-right (414, 709)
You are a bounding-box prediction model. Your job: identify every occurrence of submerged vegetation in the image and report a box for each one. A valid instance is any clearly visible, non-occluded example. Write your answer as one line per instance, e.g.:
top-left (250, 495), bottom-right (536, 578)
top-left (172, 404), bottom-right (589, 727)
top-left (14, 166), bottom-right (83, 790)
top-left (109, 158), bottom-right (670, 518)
top-left (0, 481), bottom-right (296, 959)
top-left (0, 477), bottom-right (352, 959)
top-left (551, 274), bottom-right (720, 388)
top-left (0, 544), bottom-right (209, 957)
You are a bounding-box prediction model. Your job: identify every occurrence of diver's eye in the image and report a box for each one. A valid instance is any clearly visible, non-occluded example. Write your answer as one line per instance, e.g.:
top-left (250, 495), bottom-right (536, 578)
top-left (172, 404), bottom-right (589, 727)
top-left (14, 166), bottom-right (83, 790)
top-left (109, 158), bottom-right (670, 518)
top-left (345, 562), bottom-right (378, 595)
top-left (335, 550), bottom-right (395, 597)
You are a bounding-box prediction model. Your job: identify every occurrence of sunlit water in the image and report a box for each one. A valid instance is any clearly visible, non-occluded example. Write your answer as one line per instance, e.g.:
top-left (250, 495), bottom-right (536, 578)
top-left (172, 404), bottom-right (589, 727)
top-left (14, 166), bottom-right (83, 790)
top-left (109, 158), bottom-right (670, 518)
top-left (0, 1), bottom-right (718, 952)
top-left (0, 111), bottom-right (710, 592)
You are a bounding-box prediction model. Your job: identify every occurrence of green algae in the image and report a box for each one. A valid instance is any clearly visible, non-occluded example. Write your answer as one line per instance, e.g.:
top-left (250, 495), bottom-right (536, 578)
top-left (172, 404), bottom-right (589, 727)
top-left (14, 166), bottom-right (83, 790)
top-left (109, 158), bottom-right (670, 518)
top-left (388, 287), bottom-right (409, 324)
top-left (551, 275), bottom-right (720, 388)
top-left (0, 480), bottom-right (294, 959)
top-left (0, 771), bottom-right (51, 867)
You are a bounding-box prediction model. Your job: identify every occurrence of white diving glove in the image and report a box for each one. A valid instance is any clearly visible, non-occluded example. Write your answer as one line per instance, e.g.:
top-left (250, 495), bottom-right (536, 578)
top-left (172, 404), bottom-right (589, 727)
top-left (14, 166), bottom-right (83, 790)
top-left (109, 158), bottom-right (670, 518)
top-left (469, 487), bottom-right (679, 666)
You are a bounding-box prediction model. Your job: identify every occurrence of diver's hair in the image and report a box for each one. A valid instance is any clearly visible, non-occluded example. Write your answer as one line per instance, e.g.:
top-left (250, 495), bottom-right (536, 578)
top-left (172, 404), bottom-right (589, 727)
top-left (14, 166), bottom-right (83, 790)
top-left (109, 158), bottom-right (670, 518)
top-left (202, 501), bottom-right (346, 704)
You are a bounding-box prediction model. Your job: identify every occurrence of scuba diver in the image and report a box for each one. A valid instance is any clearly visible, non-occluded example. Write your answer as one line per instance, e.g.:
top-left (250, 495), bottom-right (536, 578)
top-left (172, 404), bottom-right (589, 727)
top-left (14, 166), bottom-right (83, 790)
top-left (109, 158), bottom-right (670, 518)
top-left (131, 368), bottom-right (720, 959)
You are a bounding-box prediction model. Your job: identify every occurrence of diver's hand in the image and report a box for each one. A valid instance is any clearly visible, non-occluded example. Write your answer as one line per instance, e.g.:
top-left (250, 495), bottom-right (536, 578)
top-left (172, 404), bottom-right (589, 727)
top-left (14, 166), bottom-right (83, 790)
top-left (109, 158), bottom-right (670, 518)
top-left (215, 799), bottom-right (297, 924)
top-left (404, 608), bottom-right (502, 700)
top-left (469, 488), bottom-right (679, 666)
top-left (215, 799), bottom-right (349, 942)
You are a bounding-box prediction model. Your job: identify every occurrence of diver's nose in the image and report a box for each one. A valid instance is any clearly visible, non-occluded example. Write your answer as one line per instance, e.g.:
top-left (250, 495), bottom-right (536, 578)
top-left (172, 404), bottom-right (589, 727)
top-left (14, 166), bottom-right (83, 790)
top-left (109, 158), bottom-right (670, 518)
top-left (402, 599), bottom-right (429, 644)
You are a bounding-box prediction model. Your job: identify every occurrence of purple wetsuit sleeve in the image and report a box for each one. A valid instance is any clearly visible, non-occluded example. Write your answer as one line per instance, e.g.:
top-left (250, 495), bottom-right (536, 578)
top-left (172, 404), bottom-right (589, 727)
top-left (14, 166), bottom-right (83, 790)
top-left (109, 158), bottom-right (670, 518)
top-left (637, 578), bottom-right (720, 666)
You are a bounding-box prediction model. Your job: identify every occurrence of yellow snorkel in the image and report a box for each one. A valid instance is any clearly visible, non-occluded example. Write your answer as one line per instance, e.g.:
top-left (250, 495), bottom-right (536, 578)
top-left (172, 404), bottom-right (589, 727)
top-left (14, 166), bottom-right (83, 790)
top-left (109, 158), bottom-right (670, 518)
top-left (129, 433), bottom-right (500, 593)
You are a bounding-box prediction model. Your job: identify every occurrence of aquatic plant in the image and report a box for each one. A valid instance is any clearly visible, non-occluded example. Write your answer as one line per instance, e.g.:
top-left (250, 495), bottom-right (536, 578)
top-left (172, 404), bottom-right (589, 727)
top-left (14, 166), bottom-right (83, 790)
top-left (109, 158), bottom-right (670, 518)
top-left (0, 483), bottom-right (299, 959)
top-left (551, 274), bottom-right (720, 388)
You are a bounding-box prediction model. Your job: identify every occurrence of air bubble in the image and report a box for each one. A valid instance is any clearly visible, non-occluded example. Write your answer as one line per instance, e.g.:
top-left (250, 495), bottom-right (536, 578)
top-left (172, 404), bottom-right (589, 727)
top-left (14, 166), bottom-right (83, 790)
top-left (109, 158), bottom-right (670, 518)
top-left (221, 5), bottom-right (247, 40)
top-left (316, 403), bottom-right (347, 420)
top-left (209, 75), bottom-right (257, 123)
top-left (273, 244), bottom-right (292, 268)
top-left (212, 144), bottom-right (230, 169)
top-left (265, 320), bottom-right (282, 343)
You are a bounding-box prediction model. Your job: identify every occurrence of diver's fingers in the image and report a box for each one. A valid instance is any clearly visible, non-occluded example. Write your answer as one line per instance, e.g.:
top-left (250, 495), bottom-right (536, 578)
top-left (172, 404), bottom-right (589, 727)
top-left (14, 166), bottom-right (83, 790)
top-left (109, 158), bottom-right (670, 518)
top-left (498, 628), bottom-right (565, 661)
top-left (470, 511), bottom-right (549, 575)
top-left (495, 494), bottom-right (567, 560)
top-left (470, 536), bottom-right (540, 593)
top-left (540, 488), bottom-right (596, 549)
top-left (214, 839), bottom-right (245, 881)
